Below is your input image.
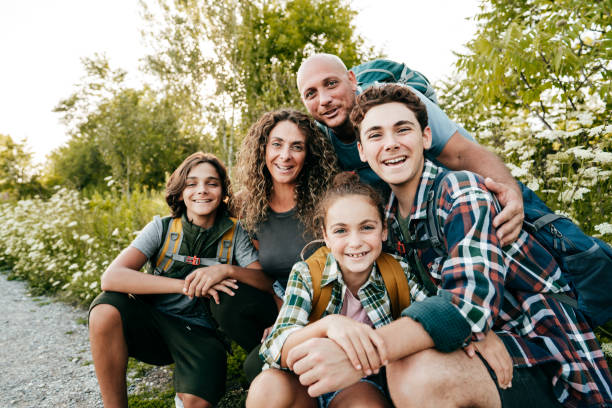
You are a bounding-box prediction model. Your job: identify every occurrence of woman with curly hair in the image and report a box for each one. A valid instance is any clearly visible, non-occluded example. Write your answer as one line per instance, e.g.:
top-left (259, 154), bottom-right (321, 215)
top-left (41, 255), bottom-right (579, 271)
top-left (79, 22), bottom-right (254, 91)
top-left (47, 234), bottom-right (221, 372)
top-left (209, 109), bottom-right (338, 381)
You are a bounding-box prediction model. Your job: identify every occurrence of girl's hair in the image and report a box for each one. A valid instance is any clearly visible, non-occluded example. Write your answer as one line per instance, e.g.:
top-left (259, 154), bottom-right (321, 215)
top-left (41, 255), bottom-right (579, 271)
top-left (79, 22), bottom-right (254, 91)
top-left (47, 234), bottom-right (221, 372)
top-left (165, 152), bottom-right (233, 218)
top-left (234, 109), bottom-right (339, 233)
top-left (313, 172), bottom-right (385, 235)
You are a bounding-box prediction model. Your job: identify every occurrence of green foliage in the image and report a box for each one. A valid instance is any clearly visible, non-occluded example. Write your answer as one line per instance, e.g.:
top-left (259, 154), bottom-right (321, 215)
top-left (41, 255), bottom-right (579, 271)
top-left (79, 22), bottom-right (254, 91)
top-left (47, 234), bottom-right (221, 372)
top-left (0, 186), bottom-right (167, 304)
top-left (453, 0), bottom-right (610, 129)
top-left (143, 0), bottom-right (375, 166)
top-left (51, 55), bottom-right (201, 194)
top-left (0, 134), bottom-right (47, 199)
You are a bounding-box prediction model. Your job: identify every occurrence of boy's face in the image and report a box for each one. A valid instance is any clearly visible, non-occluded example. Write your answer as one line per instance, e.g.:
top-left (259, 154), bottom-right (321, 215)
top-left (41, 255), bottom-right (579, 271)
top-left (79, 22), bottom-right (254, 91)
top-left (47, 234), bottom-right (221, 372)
top-left (357, 102), bottom-right (432, 189)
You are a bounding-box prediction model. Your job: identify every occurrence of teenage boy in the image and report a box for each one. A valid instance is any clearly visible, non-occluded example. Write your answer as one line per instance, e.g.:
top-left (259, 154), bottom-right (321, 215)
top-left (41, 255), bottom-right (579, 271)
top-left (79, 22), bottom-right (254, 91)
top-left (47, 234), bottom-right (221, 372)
top-left (286, 84), bottom-right (612, 407)
top-left (297, 53), bottom-right (524, 247)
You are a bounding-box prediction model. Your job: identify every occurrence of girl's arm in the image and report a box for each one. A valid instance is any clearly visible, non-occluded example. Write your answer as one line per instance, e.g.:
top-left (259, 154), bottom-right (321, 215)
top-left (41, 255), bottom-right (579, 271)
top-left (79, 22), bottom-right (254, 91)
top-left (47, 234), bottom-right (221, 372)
top-left (101, 247), bottom-right (184, 295)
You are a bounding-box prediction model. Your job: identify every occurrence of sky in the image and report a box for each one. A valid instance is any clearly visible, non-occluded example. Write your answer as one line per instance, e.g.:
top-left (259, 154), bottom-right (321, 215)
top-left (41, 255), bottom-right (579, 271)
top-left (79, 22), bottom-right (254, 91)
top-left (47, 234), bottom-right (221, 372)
top-left (0, 0), bottom-right (480, 164)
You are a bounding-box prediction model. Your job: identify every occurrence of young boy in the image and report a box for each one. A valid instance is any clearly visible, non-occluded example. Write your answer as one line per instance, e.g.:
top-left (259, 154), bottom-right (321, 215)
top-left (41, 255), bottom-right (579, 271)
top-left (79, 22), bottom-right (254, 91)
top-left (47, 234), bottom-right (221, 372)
top-left (286, 84), bottom-right (612, 407)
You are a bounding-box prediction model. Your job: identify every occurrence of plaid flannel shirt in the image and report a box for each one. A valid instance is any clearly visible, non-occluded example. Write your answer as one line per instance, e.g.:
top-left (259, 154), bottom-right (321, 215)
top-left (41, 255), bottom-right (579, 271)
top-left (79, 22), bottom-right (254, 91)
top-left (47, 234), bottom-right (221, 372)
top-left (260, 252), bottom-right (418, 369)
top-left (385, 160), bottom-right (612, 407)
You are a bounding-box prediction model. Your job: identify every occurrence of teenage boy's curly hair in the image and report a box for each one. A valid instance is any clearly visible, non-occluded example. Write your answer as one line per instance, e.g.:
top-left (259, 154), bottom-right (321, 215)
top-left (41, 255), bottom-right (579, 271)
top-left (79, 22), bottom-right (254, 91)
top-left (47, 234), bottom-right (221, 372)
top-left (234, 109), bottom-right (338, 234)
top-left (350, 84), bottom-right (429, 135)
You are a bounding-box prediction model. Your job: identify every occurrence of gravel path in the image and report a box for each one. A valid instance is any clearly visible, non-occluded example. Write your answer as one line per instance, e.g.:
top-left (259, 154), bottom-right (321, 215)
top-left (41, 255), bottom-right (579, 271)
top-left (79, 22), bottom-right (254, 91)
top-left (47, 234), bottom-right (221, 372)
top-left (0, 274), bottom-right (103, 407)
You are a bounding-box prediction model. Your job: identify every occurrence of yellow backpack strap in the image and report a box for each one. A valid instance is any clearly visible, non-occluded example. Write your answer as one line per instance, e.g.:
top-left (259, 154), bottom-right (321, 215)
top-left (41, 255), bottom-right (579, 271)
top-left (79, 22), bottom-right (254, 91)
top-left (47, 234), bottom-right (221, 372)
top-left (376, 253), bottom-right (411, 319)
top-left (154, 217), bottom-right (183, 274)
top-left (217, 217), bottom-right (237, 264)
top-left (306, 246), bottom-right (334, 323)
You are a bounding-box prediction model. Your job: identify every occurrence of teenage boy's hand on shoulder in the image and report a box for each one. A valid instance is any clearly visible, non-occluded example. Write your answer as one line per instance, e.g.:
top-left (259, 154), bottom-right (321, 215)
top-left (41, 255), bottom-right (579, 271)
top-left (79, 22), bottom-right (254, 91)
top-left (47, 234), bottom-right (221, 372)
top-left (322, 314), bottom-right (388, 376)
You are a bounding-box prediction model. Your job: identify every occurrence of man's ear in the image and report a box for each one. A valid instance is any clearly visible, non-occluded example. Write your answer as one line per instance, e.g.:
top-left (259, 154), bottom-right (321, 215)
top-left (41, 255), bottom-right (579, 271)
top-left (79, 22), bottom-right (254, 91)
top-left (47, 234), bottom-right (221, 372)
top-left (357, 141), bottom-right (367, 163)
top-left (348, 70), bottom-right (357, 91)
top-left (423, 126), bottom-right (433, 150)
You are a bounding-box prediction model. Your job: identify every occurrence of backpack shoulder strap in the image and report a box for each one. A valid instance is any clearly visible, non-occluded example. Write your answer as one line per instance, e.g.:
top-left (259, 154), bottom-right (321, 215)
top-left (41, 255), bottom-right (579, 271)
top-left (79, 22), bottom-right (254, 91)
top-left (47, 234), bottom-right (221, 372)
top-left (306, 246), bottom-right (334, 323)
top-left (217, 217), bottom-right (238, 264)
top-left (425, 170), bottom-right (453, 258)
top-left (154, 217), bottom-right (183, 275)
top-left (376, 253), bottom-right (411, 319)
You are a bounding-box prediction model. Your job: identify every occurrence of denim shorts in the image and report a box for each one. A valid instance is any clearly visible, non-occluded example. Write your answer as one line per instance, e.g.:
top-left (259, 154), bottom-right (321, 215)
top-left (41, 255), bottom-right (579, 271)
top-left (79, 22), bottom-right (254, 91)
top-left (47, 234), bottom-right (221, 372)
top-left (317, 370), bottom-right (388, 408)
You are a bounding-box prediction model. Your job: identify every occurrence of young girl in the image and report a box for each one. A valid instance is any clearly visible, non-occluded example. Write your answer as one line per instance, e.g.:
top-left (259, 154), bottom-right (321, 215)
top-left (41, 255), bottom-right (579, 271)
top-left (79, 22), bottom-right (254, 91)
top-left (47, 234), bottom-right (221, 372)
top-left (247, 172), bottom-right (512, 408)
top-left (88, 152), bottom-right (270, 408)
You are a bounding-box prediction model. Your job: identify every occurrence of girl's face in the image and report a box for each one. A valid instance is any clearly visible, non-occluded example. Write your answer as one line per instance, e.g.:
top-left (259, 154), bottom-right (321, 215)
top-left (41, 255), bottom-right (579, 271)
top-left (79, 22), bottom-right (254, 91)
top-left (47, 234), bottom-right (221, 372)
top-left (179, 162), bottom-right (223, 228)
top-left (265, 121), bottom-right (307, 187)
top-left (323, 194), bottom-right (387, 281)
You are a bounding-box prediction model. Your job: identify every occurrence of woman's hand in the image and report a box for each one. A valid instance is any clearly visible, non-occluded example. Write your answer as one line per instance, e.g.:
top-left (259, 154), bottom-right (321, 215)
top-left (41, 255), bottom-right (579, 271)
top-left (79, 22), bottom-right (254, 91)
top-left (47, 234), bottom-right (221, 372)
top-left (183, 265), bottom-right (231, 299)
top-left (464, 330), bottom-right (513, 389)
top-left (323, 314), bottom-right (388, 376)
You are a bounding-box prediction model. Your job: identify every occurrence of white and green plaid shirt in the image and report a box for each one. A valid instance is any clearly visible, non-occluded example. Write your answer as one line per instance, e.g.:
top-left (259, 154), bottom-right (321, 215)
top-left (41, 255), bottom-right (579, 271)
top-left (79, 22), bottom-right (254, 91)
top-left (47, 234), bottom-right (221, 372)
top-left (260, 252), bottom-right (422, 368)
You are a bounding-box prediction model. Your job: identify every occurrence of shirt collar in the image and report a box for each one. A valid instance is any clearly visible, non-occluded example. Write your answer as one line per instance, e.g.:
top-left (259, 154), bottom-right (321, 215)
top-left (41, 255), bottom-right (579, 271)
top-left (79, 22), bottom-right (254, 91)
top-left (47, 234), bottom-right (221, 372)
top-left (385, 159), bottom-right (441, 222)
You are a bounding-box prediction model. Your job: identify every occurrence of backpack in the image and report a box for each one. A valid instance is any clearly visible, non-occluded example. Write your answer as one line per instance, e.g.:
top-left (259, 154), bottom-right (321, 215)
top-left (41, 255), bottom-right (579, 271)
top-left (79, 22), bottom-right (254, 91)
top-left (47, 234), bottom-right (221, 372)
top-left (152, 217), bottom-right (238, 275)
top-left (304, 246), bottom-right (411, 323)
top-left (405, 170), bottom-right (612, 327)
top-left (350, 59), bottom-right (439, 105)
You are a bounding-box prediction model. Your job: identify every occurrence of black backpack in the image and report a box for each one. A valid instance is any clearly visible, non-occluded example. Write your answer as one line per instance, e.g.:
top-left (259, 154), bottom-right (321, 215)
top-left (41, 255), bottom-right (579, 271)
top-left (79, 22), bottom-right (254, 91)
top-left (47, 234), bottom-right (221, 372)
top-left (405, 170), bottom-right (612, 327)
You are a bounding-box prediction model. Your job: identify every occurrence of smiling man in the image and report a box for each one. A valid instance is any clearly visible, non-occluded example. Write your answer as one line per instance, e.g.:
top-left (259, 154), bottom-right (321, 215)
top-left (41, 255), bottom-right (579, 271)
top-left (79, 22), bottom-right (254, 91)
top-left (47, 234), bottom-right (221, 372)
top-left (297, 54), bottom-right (524, 246)
top-left (286, 84), bottom-right (612, 408)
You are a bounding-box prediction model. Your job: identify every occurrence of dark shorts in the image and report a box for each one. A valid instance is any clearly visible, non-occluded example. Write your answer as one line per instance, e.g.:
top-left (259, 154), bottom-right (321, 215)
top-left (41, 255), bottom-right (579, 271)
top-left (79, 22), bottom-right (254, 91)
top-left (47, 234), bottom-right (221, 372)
top-left (478, 353), bottom-right (563, 408)
top-left (89, 291), bottom-right (227, 404)
top-left (318, 369), bottom-right (389, 408)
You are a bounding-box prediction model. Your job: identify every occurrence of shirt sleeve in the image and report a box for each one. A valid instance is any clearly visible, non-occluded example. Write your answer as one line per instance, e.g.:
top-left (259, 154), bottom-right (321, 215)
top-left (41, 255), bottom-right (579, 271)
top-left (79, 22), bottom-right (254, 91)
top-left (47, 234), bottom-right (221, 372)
top-left (232, 221), bottom-right (259, 267)
top-left (409, 87), bottom-right (475, 159)
top-left (260, 261), bottom-right (314, 368)
top-left (129, 216), bottom-right (164, 260)
top-left (402, 172), bottom-right (506, 351)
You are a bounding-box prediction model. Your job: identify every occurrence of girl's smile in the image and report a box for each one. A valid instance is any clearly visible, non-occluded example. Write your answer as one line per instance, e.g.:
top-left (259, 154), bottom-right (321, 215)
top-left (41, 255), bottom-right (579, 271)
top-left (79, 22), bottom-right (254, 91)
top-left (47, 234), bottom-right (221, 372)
top-left (323, 194), bottom-right (387, 293)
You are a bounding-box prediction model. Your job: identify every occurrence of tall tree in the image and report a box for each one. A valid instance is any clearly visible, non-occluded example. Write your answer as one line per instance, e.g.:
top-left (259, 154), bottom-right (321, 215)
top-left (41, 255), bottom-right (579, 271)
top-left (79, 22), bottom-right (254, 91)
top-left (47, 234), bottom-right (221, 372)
top-left (0, 134), bottom-right (44, 198)
top-left (448, 0), bottom-right (610, 130)
top-left (142, 0), bottom-right (375, 166)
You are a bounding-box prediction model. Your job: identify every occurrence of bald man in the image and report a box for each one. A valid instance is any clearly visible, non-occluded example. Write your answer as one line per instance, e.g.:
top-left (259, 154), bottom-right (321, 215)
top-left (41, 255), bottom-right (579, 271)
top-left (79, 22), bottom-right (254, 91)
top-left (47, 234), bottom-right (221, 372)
top-left (297, 54), bottom-right (524, 246)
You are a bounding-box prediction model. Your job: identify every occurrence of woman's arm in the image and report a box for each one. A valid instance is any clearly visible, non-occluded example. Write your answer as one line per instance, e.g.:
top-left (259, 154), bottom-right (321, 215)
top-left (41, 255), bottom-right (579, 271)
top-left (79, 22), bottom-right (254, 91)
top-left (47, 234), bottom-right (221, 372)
top-left (100, 246), bottom-right (184, 294)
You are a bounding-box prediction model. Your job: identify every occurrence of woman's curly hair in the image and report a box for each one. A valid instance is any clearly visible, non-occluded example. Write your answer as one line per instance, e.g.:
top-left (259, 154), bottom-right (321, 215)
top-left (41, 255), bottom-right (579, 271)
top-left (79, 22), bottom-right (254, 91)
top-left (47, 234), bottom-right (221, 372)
top-left (234, 109), bottom-right (339, 234)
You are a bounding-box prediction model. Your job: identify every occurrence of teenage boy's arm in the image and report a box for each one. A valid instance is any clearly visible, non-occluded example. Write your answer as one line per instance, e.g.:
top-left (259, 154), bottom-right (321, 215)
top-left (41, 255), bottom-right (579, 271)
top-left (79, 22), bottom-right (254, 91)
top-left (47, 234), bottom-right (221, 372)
top-left (436, 132), bottom-right (524, 246)
top-left (101, 246), bottom-right (184, 294)
top-left (183, 261), bottom-right (274, 297)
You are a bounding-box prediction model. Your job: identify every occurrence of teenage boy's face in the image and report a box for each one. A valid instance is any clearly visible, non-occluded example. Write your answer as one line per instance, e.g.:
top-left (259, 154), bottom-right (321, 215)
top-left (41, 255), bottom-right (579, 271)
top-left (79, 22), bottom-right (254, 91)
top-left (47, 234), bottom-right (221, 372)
top-left (357, 102), bottom-right (432, 188)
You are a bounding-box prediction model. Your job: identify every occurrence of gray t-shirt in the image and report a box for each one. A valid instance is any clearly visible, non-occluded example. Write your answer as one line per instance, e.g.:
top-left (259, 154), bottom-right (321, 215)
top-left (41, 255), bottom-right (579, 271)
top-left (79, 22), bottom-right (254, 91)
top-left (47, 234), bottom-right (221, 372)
top-left (130, 216), bottom-right (259, 327)
top-left (254, 208), bottom-right (316, 289)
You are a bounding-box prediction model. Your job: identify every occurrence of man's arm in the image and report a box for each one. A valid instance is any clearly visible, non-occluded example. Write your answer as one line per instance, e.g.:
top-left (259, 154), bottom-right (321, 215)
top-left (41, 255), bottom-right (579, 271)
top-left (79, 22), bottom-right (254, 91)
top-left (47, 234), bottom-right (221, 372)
top-left (437, 132), bottom-right (524, 246)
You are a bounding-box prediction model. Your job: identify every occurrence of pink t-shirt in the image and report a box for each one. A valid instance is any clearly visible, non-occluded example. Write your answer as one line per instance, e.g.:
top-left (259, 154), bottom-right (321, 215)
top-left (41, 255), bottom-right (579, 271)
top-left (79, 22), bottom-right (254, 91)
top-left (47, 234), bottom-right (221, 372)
top-left (340, 288), bottom-right (373, 327)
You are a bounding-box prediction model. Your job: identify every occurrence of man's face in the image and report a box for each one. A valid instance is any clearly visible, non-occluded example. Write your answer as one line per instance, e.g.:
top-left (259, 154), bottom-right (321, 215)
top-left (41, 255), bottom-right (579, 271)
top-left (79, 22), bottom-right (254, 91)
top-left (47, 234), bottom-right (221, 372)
top-left (297, 58), bottom-right (357, 131)
top-left (357, 102), bottom-right (432, 189)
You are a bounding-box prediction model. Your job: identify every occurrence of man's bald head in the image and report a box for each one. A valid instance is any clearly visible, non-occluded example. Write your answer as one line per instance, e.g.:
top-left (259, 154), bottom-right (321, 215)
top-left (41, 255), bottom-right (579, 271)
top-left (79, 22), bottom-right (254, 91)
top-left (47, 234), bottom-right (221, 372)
top-left (297, 53), bottom-right (348, 90)
top-left (296, 53), bottom-right (358, 136)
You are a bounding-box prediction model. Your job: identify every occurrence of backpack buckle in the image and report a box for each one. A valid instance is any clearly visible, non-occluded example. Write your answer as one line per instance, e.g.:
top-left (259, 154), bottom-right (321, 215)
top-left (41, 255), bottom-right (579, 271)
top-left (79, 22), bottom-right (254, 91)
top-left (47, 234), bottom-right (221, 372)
top-left (185, 256), bottom-right (201, 265)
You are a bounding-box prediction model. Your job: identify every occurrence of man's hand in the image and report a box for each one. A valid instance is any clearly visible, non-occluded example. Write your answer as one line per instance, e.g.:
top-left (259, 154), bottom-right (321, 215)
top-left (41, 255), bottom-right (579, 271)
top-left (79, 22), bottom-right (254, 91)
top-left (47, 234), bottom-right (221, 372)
top-left (323, 315), bottom-right (388, 375)
top-left (287, 338), bottom-right (363, 397)
top-left (206, 278), bottom-right (238, 304)
top-left (485, 177), bottom-right (524, 246)
top-left (183, 265), bottom-right (230, 299)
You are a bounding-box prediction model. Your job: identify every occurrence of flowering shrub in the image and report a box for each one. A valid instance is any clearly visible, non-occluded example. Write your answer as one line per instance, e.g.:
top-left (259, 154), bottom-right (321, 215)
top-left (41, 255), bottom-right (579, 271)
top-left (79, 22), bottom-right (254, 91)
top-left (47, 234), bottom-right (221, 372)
top-left (0, 187), bottom-right (167, 305)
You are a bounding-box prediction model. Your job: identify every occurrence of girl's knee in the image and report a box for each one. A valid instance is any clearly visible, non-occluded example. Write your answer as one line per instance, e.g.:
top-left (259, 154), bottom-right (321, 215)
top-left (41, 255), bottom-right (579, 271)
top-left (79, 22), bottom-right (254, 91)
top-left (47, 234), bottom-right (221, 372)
top-left (247, 369), bottom-right (302, 408)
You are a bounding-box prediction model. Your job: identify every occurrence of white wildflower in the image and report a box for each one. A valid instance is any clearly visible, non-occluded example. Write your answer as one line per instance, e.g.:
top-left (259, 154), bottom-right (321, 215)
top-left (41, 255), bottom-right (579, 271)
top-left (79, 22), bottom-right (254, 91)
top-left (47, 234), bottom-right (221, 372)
top-left (593, 151), bottom-right (612, 165)
top-left (576, 111), bottom-right (594, 127)
top-left (566, 146), bottom-right (594, 161)
top-left (67, 221), bottom-right (78, 228)
top-left (68, 263), bottom-right (79, 270)
top-left (111, 228), bottom-right (119, 237)
top-left (594, 223), bottom-right (612, 235)
top-left (89, 281), bottom-right (98, 289)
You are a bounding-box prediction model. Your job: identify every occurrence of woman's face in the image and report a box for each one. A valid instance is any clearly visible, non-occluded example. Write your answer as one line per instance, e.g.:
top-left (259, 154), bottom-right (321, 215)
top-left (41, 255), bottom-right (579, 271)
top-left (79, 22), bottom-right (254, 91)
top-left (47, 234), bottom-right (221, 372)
top-left (265, 121), bottom-right (307, 187)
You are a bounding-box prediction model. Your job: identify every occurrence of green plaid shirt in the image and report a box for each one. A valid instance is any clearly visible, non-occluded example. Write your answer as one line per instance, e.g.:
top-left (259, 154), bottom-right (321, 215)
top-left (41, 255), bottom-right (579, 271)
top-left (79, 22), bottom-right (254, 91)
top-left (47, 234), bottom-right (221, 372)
top-left (260, 252), bottom-right (419, 368)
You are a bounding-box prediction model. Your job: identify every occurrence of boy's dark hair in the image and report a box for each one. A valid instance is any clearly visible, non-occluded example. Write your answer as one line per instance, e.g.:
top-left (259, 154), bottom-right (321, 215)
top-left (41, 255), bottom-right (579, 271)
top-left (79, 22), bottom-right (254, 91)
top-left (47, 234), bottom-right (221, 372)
top-left (313, 171), bottom-right (385, 236)
top-left (165, 152), bottom-right (232, 218)
top-left (350, 84), bottom-right (428, 135)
